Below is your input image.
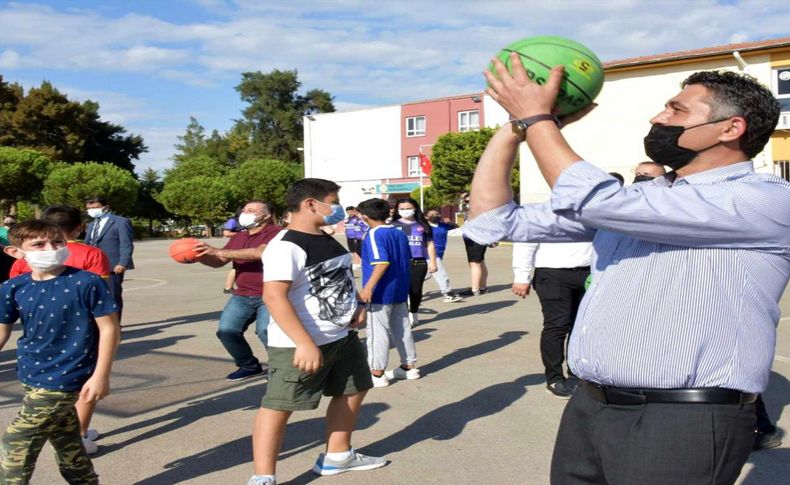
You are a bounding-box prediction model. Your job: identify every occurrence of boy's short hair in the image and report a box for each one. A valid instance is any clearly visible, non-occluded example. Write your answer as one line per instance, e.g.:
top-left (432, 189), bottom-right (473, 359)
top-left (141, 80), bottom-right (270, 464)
top-left (42, 205), bottom-right (82, 234)
top-left (8, 220), bottom-right (66, 247)
top-left (356, 198), bottom-right (390, 222)
top-left (85, 196), bottom-right (108, 206)
top-left (287, 178), bottom-right (341, 211)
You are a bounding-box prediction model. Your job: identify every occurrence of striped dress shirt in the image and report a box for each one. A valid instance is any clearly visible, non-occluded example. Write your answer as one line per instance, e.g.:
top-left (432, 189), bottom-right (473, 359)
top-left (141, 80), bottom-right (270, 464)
top-left (463, 160), bottom-right (790, 393)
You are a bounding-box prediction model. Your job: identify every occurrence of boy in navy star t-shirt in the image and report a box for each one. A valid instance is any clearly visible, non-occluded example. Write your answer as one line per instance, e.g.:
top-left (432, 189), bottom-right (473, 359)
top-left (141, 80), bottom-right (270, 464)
top-left (0, 220), bottom-right (120, 484)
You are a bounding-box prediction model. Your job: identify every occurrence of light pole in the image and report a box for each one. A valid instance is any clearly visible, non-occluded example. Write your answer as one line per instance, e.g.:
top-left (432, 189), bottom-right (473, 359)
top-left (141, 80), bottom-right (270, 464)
top-left (418, 144), bottom-right (433, 209)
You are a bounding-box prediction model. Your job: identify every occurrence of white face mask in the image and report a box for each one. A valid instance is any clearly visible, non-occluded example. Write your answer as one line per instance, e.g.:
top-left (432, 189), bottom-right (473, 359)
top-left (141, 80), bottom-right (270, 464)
top-left (23, 247), bottom-right (70, 272)
top-left (398, 209), bottom-right (415, 219)
top-left (87, 207), bottom-right (105, 219)
top-left (238, 212), bottom-right (259, 228)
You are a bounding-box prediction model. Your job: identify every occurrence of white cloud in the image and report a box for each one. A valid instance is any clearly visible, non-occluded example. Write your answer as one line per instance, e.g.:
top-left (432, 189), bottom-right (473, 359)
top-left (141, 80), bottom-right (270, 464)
top-left (0, 49), bottom-right (21, 69)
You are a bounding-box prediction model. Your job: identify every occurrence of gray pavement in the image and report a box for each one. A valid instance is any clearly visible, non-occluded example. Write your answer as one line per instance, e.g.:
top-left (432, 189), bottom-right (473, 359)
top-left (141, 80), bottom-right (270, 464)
top-left (0, 237), bottom-right (788, 484)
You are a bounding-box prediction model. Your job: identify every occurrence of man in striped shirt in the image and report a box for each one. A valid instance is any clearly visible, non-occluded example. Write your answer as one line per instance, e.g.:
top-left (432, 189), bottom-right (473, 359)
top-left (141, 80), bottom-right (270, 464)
top-left (466, 53), bottom-right (789, 484)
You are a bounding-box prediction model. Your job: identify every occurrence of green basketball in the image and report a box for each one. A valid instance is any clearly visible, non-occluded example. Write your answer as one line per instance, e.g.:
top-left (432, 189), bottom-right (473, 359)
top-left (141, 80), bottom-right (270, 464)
top-left (490, 35), bottom-right (604, 116)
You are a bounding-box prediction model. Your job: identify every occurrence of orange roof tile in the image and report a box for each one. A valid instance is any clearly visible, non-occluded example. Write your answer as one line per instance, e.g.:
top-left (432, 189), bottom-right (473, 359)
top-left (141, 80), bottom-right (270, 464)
top-left (604, 36), bottom-right (790, 70)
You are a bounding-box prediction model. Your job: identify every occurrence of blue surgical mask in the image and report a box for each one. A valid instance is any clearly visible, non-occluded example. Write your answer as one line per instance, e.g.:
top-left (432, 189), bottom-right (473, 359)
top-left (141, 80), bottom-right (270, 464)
top-left (317, 200), bottom-right (345, 225)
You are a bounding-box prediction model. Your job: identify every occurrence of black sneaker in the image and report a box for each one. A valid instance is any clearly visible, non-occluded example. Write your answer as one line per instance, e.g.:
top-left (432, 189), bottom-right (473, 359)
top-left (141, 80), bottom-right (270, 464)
top-left (753, 429), bottom-right (782, 451)
top-left (546, 380), bottom-right (573, 399)
top-left (226, 365), bottom-right (267, 381)
top-left (223, 288), bottom-right (233, 294)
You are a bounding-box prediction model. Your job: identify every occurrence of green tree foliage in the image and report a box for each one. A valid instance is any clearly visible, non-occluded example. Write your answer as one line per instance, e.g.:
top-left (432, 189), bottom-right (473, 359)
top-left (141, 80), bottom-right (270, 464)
top-left (0, 80), bottom-right (145, 172)
top-left (430, 128), bottom-right (495, 201)
top-left (235, 69), bottom-right (335, 162)
top-left (157, 176), bottom-right (237, 236)
top-left (430, 128), bottom-right (519, 201)
top-left (409, 185), bottom-right (449, 211)
top-left (228, 159), bottom-right (303, 213)
top-left (134, 168), bottom-right (172, 233)
top-left (163, 155), bottom-right (229, 185)
top-left (0, 147), bottom-right (52, 206)
top-left (41, 162), bottom-right (139, 214)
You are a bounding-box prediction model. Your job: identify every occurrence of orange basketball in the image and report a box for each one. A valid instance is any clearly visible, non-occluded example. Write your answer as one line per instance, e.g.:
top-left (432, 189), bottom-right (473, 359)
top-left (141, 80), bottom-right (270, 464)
top-left (169, 238), bottom-right (200, 264)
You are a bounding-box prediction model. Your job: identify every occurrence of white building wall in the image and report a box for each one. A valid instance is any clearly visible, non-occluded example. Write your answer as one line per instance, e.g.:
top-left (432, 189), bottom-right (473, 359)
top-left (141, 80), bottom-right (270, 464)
top-left (304, 105), bottom-right (401, 207)
top-left (519, 54), bottom-right (775, 202)
top-left (483, 95), bottom-right (510, 128)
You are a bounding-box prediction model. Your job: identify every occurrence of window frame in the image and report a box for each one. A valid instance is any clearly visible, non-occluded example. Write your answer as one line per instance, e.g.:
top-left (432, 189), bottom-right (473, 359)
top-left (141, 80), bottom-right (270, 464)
top-left (458, 110), bottom-right (480, 132)
top-left (406, 115), bottom-right (426, 137)
top-left (407, 155), bottom-right (421, 177)
top-left (773, 67), bottom-right (790, 112)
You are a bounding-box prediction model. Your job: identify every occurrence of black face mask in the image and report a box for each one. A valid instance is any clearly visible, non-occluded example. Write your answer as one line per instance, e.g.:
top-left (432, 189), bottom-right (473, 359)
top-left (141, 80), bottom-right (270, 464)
top-left (643, 118), bottom-right (727, 170)
top-left (633, 174), bottom-right (655, 183)
top-left (429, 216), bottom-right (441, 224)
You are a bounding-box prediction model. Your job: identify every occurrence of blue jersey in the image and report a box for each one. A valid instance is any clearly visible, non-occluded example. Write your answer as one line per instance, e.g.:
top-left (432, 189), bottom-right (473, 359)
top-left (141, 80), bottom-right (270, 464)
top-left (0, 267), bottom-right (118, 391)
top-left (356, 219), bottom-right (370, 240)
top-left (361, 225), bottom-right (411, 304)
top-left (429, 222), bottom-right (455, 258)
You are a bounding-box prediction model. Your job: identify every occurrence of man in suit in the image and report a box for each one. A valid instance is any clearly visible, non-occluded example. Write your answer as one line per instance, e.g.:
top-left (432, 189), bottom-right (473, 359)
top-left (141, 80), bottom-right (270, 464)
top-left (84, 196), bottom-right (134, 320)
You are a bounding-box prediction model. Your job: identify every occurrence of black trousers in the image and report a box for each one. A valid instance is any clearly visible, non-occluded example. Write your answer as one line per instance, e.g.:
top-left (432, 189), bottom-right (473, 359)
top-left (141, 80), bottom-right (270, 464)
top-left (108, 272), bottom-right (125, 322)
top-left (551, 388), bottom-right (756, 485)
top-left (533, 267), bottom-right (589, 384)
top-left (408, 259), bottom-right (428, 313)
top-left (755, 394), bottom-right (776, 433)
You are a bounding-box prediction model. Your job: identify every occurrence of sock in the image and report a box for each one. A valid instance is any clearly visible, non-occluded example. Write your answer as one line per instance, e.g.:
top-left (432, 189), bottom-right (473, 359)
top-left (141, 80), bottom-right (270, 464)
top-left (250, 475), bottom-right (276, 484)
top-left (326, 449), bottom-right (353, 461)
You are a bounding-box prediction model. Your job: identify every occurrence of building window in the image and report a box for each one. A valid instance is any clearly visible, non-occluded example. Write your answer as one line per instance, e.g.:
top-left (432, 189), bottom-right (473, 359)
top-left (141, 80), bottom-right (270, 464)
top-left (407, 156), bottom-right (421, 177)
top-left (458, 110), bottom-right (480, 132)
top-left (776, 160), bottom-right (790, 182)
top-left (406, 116), bottom-right (426, 137)
top-left (775, 67), bottom-right (790, 112)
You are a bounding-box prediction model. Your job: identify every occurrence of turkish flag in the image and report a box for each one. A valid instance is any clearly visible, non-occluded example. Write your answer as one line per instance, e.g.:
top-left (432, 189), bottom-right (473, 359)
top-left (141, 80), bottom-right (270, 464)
top-left (419, 153), bottom-right (432, 175)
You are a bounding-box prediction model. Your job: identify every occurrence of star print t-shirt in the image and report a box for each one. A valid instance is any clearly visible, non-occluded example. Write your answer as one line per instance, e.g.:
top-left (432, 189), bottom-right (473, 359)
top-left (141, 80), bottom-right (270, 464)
top-left (0, 267), bottom-right (118, 392)
top-left (262, 229), bottom-right (357, 348)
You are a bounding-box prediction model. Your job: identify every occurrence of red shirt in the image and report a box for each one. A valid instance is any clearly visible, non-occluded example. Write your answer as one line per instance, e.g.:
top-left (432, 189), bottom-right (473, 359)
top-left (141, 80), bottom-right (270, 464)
top-left (224, 225), bottom-right (282, 297)
top-left (10, 241), bottom-right (111, 278)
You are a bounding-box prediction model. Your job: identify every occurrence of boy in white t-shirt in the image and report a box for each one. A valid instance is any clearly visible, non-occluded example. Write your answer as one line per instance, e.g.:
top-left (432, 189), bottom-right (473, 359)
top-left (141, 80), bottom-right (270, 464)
top-left (248, 179), bottom-right (387, 485)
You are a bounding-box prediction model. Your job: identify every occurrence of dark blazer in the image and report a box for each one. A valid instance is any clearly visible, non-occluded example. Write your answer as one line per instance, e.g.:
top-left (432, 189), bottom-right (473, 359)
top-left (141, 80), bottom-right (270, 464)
top-left (85, 213), bottom-right (135, 269)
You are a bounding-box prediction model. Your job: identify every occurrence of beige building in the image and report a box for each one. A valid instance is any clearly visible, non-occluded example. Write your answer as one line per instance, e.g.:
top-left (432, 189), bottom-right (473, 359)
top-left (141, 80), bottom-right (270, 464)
top-left (520, 36), bottom-right (790, 202)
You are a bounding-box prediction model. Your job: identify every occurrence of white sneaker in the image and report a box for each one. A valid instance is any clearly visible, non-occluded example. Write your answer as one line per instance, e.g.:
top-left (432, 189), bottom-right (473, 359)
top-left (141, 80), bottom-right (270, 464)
top-left (443, 293), bottom-right (463, 303)
top-left (385, 367), bottom-right (421, 380)
top-left (371, 374), bottom-right (390, 388)
top-left (84, 429), bottom-right (100, 441)
top-left (409, 312), bottom-right (419, 325)
top-left (82, 437), bottom-right (98, 455)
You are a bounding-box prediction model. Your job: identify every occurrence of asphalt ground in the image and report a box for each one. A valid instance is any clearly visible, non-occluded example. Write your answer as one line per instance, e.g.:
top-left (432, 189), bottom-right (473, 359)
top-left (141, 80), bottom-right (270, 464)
top-left (0, 237), bottom-right (788, 485)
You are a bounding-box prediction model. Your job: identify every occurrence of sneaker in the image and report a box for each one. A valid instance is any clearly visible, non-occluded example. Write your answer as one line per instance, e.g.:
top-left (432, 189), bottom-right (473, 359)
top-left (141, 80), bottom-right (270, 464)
top-left (471, 289), bottom-right (481, 296)
top-left (226, 365), bottom-right (266, 381)
top-left (84, 429), bottom-right (100, 442)
top-left (408, 312), bottom-right (419, 325)
top-left (546, 380), bottom-right (573, 399)
top-left (247, 476), bottom-right (276, 485)
top-left (443, 293), bottom-right (463, 303)
top-left (753, 429), bottom-right (782, 450)
top-left (371, 374), bottom-right (390, 388)
top-left (222, 288), bottom-right (233, 294)
top-left (385, 367), bottom-right (421, 380)
top-left (82, 437), bottom-right (98, 455)
top-left (478, 287), bottom-right (488, 294)
top-left (312, 448), bottom-right (387, 476)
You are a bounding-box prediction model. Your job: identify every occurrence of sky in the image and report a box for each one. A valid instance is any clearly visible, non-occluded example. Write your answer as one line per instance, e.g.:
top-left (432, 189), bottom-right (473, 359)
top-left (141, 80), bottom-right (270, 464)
top-left (1, 0), bottom-right (788, 174)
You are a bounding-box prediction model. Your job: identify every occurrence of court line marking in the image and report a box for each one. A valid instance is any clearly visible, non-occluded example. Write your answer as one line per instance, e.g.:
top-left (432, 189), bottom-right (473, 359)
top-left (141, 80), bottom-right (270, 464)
top-left (123, 278), bottom-right (168, 292)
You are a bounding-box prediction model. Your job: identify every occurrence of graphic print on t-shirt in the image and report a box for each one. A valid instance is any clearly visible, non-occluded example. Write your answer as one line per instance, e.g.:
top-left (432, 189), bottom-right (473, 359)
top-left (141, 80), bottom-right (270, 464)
top-left (306, 254), bottom-right (355, 325)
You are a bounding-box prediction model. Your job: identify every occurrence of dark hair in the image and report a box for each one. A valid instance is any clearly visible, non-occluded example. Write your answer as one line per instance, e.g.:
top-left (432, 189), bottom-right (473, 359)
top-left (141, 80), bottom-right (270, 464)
top-left (8, 220), bottom-right (66, 247)
top-left (391, 197), bottom-right (433, 239)
top-left (682, 71), bottom-right (780, 158)
top-left (286, 178), bottom-right (341, 211)
top-left (42, 205), bottom-right (82, 234)
top-left (608, 172), bottom-right (624, 184)
top-left (356, 198), bottom-right (389, 222)
top-left (246, 199), bottom-right (275, 216)
top-left (85, 196), bottom-right (108, 206)
top-left (345, 206), bottom-right (356, 211)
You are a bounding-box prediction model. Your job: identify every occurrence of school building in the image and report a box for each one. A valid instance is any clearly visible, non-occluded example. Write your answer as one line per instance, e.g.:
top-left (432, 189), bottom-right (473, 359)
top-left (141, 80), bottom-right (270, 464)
top-left (303, 36), bottom-right (790, 208)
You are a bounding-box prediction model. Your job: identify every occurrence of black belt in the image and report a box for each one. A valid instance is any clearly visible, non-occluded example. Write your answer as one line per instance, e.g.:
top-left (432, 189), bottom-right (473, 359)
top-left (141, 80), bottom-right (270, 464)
top-left (582, 380), bottom-right (758, 405)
